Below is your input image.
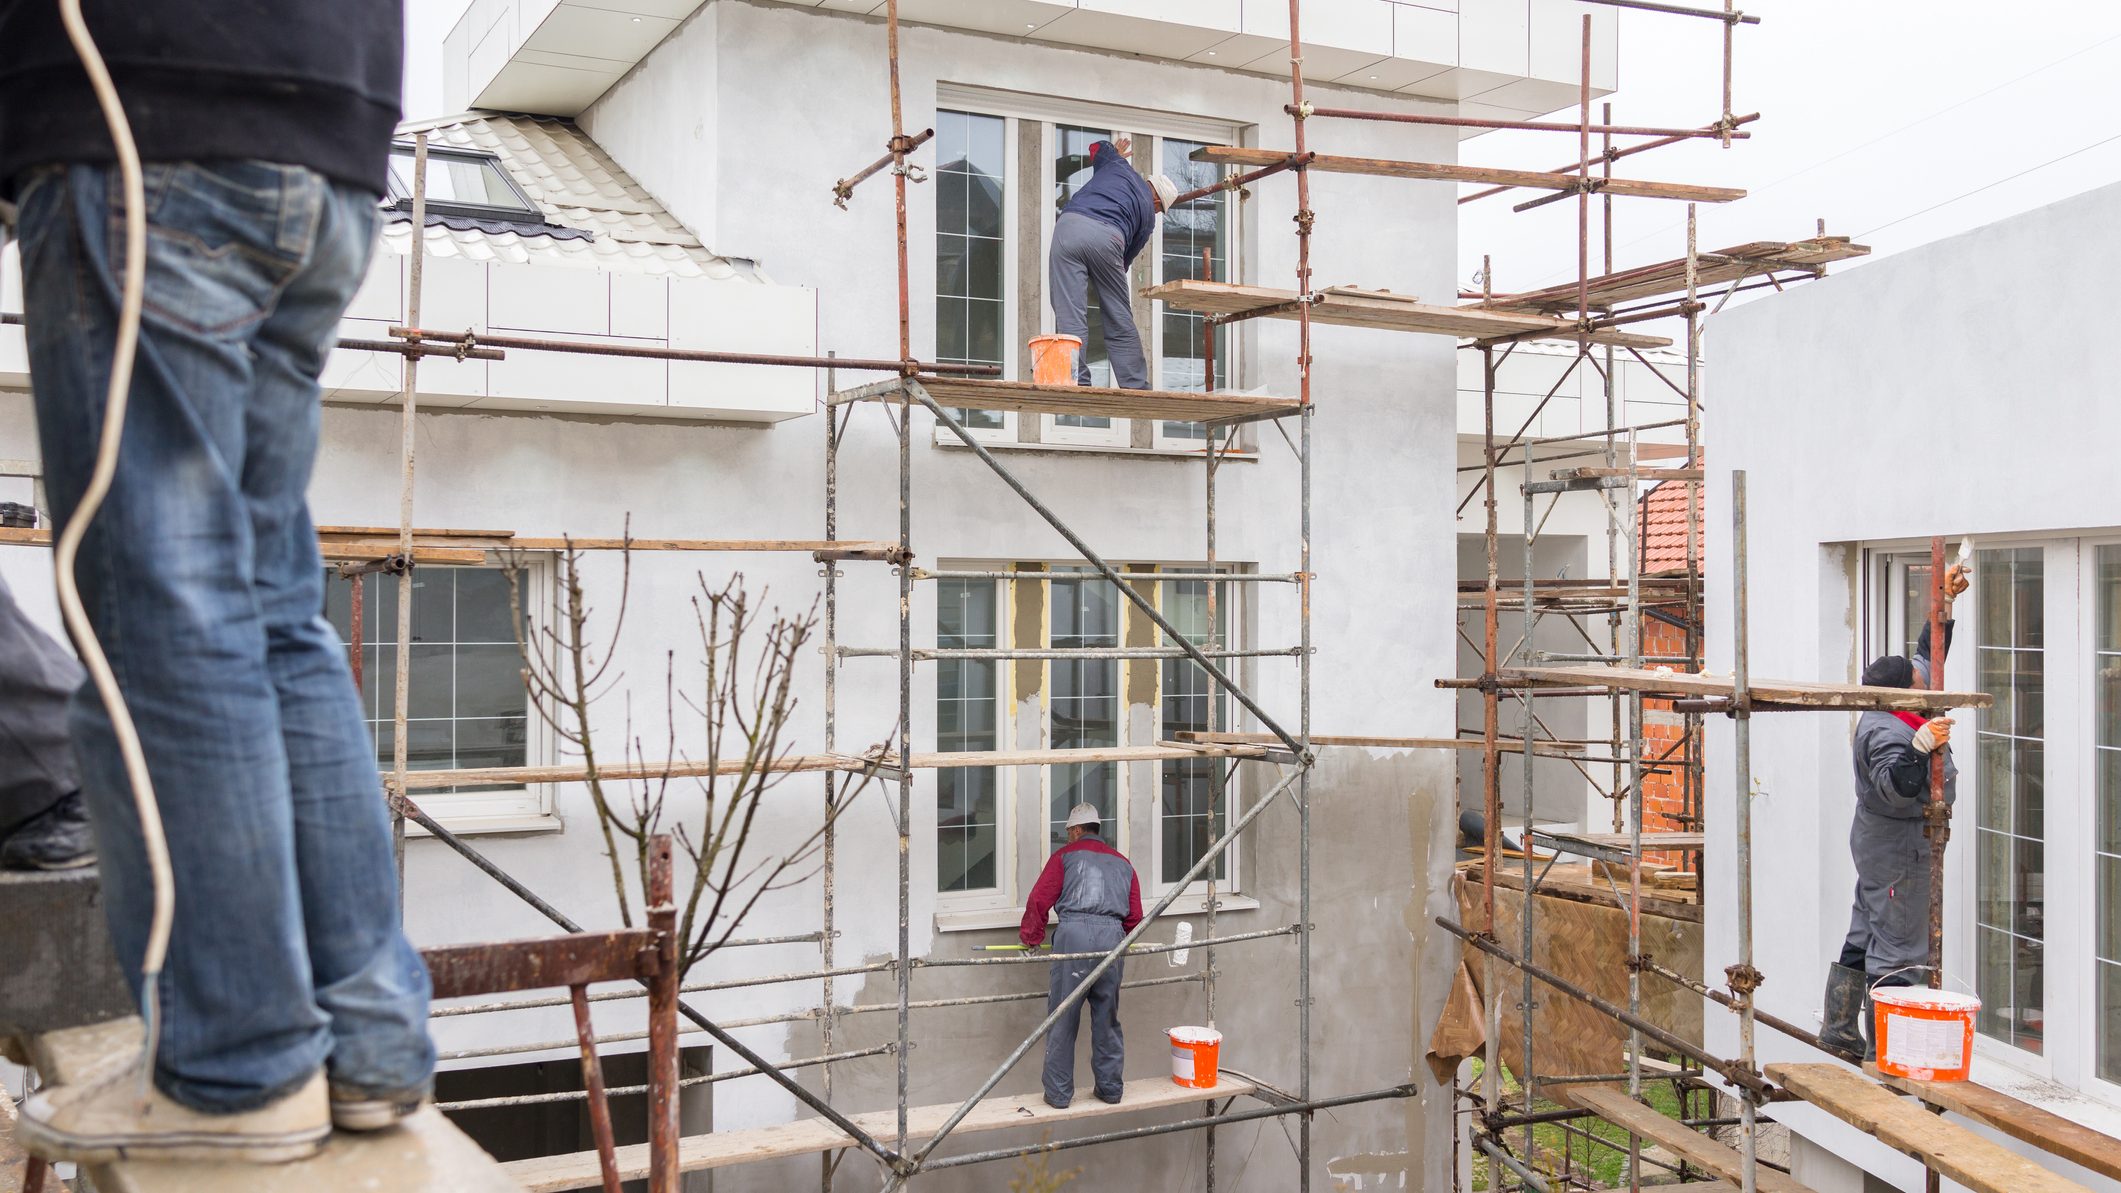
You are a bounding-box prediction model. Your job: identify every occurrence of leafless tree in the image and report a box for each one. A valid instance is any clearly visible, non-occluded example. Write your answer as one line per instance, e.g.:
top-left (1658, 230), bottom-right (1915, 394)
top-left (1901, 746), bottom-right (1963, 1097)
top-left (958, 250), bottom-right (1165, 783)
top-left (507, 528), bottom-right (887, 977)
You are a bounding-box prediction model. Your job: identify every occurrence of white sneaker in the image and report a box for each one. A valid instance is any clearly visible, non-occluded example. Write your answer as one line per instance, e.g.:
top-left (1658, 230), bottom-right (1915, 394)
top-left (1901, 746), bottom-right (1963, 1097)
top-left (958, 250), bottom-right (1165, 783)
top-left (17, 1066), bottom-right (329, 1164)
top-left (329, 1082), bottom-right (430, 1132)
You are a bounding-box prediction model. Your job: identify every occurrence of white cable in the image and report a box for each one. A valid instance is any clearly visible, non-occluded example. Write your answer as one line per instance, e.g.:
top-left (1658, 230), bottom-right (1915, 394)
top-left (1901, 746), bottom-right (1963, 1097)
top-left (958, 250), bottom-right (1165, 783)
top-left (55, 0), bottom-right (176, 1090)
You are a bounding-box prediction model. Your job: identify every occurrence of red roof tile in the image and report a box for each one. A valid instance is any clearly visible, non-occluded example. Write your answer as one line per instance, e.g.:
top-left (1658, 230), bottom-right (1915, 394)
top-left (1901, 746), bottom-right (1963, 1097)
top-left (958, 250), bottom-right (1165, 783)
top-left (1638, 474), bottom-right (1704, 577)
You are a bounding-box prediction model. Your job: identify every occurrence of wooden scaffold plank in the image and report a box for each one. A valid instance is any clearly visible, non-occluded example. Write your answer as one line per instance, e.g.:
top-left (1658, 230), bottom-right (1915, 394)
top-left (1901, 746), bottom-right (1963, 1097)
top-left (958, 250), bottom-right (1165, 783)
top-left (830, 375), bottom-right (1300, 424)
top-left (1864, 1067), bottom-right (2121, 1183)
top-left (1175, 729), bottom-right (1587, 758)
top-left (1499, 665), bottom-right (1992, 712)
top-left (1476, 237), bottom-right (1871, 315)
top-left (502, 1074), bottom-right (1258, 1191)
top-left (1567, 1085), bottom-right (1815, 1193)
top-left (1768, 1064), bottom-right (2094, 1193)
top-left (1192, 146), bottom-right (1747, 203)
top-left (1142, 279), bottom-right (1672, 349)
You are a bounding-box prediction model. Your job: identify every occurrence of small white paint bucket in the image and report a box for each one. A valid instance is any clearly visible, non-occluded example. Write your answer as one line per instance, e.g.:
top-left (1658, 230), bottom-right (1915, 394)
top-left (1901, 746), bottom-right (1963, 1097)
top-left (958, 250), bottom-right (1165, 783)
top-left (1169, 1025), bottom-right (1222, 1088)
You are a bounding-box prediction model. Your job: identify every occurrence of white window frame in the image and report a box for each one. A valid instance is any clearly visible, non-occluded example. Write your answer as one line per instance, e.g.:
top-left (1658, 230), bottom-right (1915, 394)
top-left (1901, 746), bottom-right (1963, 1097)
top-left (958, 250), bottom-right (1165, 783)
top-left (334, 559), bottom-right (557, 834)
top-left (2078, 535), bottom-right (2121, 1105)
top-left (930, 559), bottom-right (1250, 916)
top-left (931, 106), bottom-right (1020, 445)
top-left (1148, 567), bottom-right (1243, 897)
top-left (932, 87), bottom-right (1241, 450)
top-left (932, 568), bottom-right (1015, 914)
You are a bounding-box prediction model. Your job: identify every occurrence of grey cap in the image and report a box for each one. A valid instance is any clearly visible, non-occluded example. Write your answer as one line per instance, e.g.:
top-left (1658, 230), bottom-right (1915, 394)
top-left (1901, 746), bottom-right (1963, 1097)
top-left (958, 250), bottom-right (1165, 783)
top-left (1064, 803), bottom-right (1102, 829)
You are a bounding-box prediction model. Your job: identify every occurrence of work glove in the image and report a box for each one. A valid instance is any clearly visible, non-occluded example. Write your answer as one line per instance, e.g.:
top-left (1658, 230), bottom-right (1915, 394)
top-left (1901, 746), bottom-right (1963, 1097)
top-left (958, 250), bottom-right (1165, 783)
top-left (1911, 716), bottom-right (1952, 753)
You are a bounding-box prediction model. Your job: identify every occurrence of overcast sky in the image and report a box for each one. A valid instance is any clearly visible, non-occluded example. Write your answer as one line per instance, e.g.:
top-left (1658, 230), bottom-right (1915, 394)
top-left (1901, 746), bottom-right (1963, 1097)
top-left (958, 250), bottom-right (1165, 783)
top-left (402, 0), bottom-right (2121, 293)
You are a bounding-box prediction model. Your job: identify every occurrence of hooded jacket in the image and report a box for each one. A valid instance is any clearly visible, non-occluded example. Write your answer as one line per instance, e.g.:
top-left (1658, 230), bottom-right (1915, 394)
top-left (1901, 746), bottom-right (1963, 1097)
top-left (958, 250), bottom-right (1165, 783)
top-left (0, 0), bottom-right (402, 197)
top-left (1059, 140), bottom-right (1157, 266)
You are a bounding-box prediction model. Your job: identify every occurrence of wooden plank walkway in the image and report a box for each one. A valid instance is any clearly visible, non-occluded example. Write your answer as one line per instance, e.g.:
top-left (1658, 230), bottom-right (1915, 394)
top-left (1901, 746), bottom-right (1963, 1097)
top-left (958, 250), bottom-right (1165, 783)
top-left (831, 376), bottom-right (1300, 424)
top-left (503, 1074), bottom-right (1256, 1191)
top-left (1500, 665), bottom-right (1992, 712)
top-left (1192, 146), bottom-right (1747, 204)
top-left (28, 1019), bottom-right (519, 1193)
top-left (1865, 1065), bottom-right (2121, 1183)
top-left (1143, 278), bottom-right (1671, 348)
top-left (1768, 1064), bottom-right (2092, 1193)
top-left (1567, 1085), bottom-right (1814, 1192)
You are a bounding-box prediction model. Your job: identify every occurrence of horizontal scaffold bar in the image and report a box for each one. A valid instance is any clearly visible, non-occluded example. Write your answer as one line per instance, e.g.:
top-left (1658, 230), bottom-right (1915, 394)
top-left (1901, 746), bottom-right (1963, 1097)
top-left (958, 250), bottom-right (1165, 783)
top-left (386, 325), bottom-right (998, 378)
top-left (1144, 278), bottom-right (1670, 350)
top-left (1497, 664), bottom-right (1993, 711)
top-left (1175, 730), bottom-right (1586, 758)
top-left (835, 645), bottom-right (1303, 661)
top-left (912, 569), bottom-right (1300, 584)
top-left (1191, 146), bottom-right (1747, 203)
top-left (833, 374), bottom-right (1301, 424)
top-left (390, 742), bottom-right (1270, 791)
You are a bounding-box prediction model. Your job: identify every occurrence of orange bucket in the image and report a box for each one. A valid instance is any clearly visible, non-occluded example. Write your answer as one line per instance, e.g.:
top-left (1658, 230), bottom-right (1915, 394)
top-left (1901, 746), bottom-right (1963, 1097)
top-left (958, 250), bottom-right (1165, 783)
top-left (1168, 1026), bottom-right (1222, 1088)
top-left (1029, 334), bottom-right (1082, 386)
top-left (1872, 987), bottom-right (1979, 1082)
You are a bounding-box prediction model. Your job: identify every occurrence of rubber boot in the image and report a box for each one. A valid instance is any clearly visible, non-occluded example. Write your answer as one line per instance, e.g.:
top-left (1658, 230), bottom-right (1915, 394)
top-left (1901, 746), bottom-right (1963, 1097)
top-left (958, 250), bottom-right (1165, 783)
top-left (1817, 962), bottom-right (1866, 1059)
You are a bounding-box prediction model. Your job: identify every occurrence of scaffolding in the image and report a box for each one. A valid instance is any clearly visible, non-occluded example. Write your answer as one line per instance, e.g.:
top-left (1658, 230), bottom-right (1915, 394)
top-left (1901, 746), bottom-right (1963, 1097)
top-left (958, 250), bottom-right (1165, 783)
top-left (10, 1), bottom-right (2120, 1191)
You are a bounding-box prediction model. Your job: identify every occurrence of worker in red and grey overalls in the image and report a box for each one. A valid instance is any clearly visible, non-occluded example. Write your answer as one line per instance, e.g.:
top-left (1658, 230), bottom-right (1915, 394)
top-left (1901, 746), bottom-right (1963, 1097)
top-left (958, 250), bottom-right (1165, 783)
top-left (1817, 564), bottom-right (1966, 1060)
top-left (1022, 803), bottom-right (1142, 1108)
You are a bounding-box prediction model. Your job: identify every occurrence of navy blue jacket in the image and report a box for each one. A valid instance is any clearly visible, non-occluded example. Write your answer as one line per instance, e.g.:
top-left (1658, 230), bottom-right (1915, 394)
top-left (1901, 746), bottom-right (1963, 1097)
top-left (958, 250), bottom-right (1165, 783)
top-left (1061, 141), bottom-right (1157, 266)
top-left (0, 0), bottom-right (402, 196)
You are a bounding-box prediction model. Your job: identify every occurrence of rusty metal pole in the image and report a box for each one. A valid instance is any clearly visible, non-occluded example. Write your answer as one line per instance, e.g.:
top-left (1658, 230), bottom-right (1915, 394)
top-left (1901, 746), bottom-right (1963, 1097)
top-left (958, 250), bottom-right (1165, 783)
top-left (571, 985), bottom-right (624, 1193)
top-left (884, 0), bottom-right (918, 1164)
top-left (348, 570), bottom-right (364, 696)
top-left (1287, 2), bottom-right (1317, 1185)
top-left (1201, 243), bottom-right (1220, 1193)
top-left (1926, 536), bottom-right (1949, 984)
top-left (391, 131), bottom-right (428, 891)
top-left (1732, 471), bottom-right (1758, 1193)
top-left (646, 836), bottom-right (679, 1193)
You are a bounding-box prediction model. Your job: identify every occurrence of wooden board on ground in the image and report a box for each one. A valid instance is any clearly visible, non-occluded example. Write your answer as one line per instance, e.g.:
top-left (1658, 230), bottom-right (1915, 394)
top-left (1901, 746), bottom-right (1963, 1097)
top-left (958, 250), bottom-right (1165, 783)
top-left (29, 1019), bottom-right (518, 1193)
top-left (1567, 1085), bottom-right (1816, 1193)
top-left (1191, 146), bottom-right (1747, 204)
top-left (1768, 1064), bottom-right (2092, 1193)
top-left (1562, 832), bottom-right (1708, 853)
top-left (829, 375), bottom-right (1300, 424)
top-left (1501, 665), bottom-right (1992, 712)
top-left (1864, 1066), bottom-right (2121, 1183)
top-left (1478, 237), bottom-right (1870, 315)
top-left (502, 1074), bottom-right (1257, 1191)
top-left (1142, 279), bottom-right (1671, 349)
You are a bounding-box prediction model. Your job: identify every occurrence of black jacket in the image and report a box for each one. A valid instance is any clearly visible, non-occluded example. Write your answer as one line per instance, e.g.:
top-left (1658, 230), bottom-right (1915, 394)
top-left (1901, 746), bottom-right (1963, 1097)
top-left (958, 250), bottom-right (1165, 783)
top-left (0, 0), bottom-right (402, 197)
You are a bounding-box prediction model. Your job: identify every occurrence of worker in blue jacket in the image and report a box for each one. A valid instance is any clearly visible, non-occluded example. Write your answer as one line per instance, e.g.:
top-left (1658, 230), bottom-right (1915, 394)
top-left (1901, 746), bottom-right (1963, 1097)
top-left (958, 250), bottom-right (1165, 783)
top-left (1049, 138), bottom-right (1177, 389)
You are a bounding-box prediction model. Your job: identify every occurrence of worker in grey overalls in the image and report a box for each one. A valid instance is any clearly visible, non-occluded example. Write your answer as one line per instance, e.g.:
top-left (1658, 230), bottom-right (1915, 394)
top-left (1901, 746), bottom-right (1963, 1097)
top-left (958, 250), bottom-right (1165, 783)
top-left (1818, 564), bottom-right (1966, 1058)
top-left (1021, 803), bottom-right (1143, 1108)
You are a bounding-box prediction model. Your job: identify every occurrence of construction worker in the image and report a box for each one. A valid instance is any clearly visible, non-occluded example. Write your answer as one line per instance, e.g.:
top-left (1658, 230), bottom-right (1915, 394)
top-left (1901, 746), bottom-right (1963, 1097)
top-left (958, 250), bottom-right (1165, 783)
top-left (1022, 803), bottom-right (1143, 1108)
top-left (1049, 137), bottom-right (1177, 389)
top-left (0, 575), bottom-right (93, 870)
top-left (3, 0), bottom-right (434, 1164)
top-left (1817, 563), bottom-right (1968, 1059)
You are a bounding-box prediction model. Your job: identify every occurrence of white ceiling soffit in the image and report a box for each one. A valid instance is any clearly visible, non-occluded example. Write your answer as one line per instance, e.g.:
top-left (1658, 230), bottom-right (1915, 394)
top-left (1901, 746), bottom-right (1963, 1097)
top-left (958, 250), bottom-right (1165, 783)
top-left (453, 0), bottom-right (1615, 123)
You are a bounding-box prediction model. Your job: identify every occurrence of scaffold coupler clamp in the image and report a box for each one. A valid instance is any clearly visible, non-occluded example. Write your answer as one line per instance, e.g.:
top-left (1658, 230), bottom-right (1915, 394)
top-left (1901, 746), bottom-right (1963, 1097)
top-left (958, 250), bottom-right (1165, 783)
top-left (1922, 798), bottom-right (1952, 841)
top-left (1293, 208), bottom-right (1315, 235)
top-left (1724, 962), bottom-right (1765, 1002)
top-left (1625, 952), bottom-right (1652, 975)
top-left (1291, 100), bottom-right (1314, 119)
top-left (453, 328), bottom-right (479, 362)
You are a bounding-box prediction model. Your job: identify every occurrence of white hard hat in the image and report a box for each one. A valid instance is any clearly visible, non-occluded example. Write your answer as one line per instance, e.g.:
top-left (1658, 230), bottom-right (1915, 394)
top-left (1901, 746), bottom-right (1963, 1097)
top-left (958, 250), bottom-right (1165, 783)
top-left (1147, 173), bottom-right (1178, 211)
top-left (1065, 803), bottom-right (1103, 829)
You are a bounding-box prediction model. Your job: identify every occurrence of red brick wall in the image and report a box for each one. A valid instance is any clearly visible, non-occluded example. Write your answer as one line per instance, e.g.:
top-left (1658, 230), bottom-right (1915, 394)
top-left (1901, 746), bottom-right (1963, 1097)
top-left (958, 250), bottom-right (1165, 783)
top-left (1638, 605), bottom-right (1699, 870)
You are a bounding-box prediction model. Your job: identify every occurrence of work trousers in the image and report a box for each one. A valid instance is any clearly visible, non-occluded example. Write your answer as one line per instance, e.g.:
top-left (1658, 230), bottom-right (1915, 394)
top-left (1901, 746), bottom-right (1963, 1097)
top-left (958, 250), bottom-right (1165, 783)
top-left (1048, 211), bottom-right (1148, 389)
top-left (14, 161), bottom-right (434, 1113)
top-left (1043, 915), bottom-right (1126, 1107)
top-left (1839, 811), bottom-right (1934, 983)
top-left (0, 576), bottom-right (82, 835)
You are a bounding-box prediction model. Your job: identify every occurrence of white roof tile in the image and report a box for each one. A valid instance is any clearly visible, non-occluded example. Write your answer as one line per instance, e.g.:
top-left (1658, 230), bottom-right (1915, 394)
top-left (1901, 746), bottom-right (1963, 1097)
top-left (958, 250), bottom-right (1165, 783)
top-left (382, 113), bottom-right (757, 282)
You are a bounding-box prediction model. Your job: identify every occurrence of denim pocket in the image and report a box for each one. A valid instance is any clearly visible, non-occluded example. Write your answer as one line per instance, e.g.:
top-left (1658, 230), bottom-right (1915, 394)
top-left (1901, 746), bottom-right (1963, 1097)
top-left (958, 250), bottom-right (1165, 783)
top-left (112, 162), bottom-right (322, 339)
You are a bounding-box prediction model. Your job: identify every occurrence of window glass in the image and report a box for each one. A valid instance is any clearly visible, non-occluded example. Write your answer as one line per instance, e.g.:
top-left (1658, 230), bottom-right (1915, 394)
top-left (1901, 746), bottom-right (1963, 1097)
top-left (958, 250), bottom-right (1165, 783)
top-left (935, 110), bottom-right (1007, 431)
top-left (1158, 139), bottom-right (1230, 442)
top-left (1900, 561), bottom-right (1933, 660)
top-left (1054, 124), bottom-right (1118, 406)
top-left (1159, 575), bottom-right (1228, 884)
top-left (387, 150), bottom-right (539, 217)
top-left (1049, 568), bottom-right (1118, 847)
top-left (936, 579), bottom-right (1000, 893)
top-left (1974, 546), bottom-right (2044, 1053)
top-left (323, 567), bottom-right (528, 795)
top-left (2096, 545), bottom-right (2120, 1081)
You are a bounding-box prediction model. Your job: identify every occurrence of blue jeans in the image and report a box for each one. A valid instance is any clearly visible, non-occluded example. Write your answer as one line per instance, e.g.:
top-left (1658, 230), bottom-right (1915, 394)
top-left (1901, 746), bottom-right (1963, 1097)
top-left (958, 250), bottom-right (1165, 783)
top-left (14, 162), bottom-right (434, 1114)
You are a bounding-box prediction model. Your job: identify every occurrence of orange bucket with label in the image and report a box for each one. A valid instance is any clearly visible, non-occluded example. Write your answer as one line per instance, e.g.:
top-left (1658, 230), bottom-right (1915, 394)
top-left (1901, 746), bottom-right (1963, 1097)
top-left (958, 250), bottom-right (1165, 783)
top-left (1029, 334), bottom-right (1082, 386)
top-left (1872, 987), bottom-right (1979, 1082)
top-left (1168, 1026), bottom-right (1222, 1088)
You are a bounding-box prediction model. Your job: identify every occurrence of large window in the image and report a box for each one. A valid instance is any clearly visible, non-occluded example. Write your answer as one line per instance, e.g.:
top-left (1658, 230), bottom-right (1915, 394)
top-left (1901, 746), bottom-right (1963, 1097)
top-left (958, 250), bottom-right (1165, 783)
top-left (2096, 545), bottom-right (2120, 1083)
top-left (929, 94), bottom-right (1237, 453)
top-left (1049, 568), bottom-right (1120, 848)
top-left (1975, 547), bottom-right (2044, 1054)
top-left (936, 578), bottom-right (1000, 893)
top-left (931, 564), bottom-right (1247, 905)
top-left (935, 109), bottom-right (1008, 433)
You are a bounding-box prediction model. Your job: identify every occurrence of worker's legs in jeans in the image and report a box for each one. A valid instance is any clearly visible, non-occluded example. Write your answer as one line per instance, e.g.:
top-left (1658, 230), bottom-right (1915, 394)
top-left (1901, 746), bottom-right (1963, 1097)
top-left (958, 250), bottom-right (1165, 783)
top-left (16, 161), bottom-right (434, 1113)
top-left (1042, 917), bottom-right (1127, 1107)
top-left (1048, 212), bottom-right (1148, 389)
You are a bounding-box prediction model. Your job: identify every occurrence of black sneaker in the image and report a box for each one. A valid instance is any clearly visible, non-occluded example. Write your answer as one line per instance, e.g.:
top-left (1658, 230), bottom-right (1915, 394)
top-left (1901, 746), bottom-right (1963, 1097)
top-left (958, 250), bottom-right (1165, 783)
top-left (0, 792), bottom-right (94, 871)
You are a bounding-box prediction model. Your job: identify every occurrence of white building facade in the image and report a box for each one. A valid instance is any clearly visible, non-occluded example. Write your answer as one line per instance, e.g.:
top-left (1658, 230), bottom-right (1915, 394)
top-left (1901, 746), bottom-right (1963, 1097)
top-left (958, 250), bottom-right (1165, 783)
top-left (2, 2), bottom-right (1618, 1187)
top-left (1705, 182), bottom-right (2121, 1191)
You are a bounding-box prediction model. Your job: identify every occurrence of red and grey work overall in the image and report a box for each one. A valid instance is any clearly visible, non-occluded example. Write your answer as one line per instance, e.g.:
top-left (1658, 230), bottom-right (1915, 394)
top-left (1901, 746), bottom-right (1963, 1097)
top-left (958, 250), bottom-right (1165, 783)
top-left (1020, 837), bottom-right (1143, 1108)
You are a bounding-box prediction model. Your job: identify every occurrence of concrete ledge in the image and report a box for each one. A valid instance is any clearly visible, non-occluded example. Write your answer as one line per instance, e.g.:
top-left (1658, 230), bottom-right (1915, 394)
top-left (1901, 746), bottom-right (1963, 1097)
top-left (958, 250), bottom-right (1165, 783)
top-left (0, 867), bottom-right (130, 1037)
